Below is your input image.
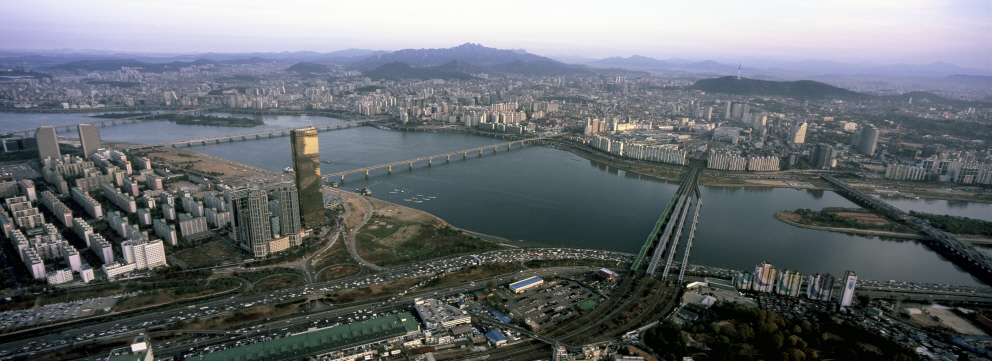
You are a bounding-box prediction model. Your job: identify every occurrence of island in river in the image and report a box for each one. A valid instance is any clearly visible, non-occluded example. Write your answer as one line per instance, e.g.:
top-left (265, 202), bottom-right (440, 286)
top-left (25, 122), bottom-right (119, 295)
top-left (91, 112), bottom-right (264, 127)
top-left (776, 208), bottom-right (992, 244)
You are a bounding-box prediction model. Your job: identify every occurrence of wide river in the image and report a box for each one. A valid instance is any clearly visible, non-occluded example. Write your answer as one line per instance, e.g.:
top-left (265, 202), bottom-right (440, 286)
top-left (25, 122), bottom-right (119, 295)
top-left (4, 112), bottom-right (991, 286)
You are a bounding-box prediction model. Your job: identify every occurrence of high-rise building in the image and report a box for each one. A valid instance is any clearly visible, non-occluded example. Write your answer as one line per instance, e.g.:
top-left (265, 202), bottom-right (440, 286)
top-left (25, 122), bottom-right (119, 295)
top-left (35, 126), bottom-right (60, 159)
top-left (77, 124), bottom-right (102, 157)
top-left (805, 273), bottom-right (835, 301)
top-left (856, 125), bottom-right (879, 156)
top-left (811, 144), bottom-right (836, 169)
top-left (753, 262), bottom-right (777, 293)
top-left (789, 122), bottom-right (808, 144)
top-left (273, 182), bottom-right (302, 246)
top-left (840, 271), bottom-right (858, 307)
top-left (290, 127), bottom-right (324, 228)
top-left (226, 185), bottom-right (271, 258)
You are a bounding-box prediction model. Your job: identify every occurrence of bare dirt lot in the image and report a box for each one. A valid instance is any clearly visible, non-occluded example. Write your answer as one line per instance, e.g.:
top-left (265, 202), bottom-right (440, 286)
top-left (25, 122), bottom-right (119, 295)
top-left (171, 240), bottom-right (243, 268)
top-left (833, 211), bottom-right (891, 226)
top-left (120, 143), bottom-right (283, 185)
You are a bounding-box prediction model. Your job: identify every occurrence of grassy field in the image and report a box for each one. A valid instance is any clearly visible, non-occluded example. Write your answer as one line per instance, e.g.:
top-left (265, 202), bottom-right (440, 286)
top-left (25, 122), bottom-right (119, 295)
top-left (317, 265), bottom-right (362, 282)
top-left (326, 276), bottom-right (430, 304)
top-left (171, 240), bottom-right (243, 268)
top-left (254, 275), bottom-right (305, 293)
top-left (168, 298), bottom-right (309, 331)
top-left (312, 239), bottom-right (356, 270)
top-left (116, 280), bottom-right (241, 312)
top-left (525, 258), bottom-right (629, 269)
top-left (234, 267), bottom-right (302, 283)
top-left (433, 263), bottom-right (518, 287)
top-left (354, 198), bottom-right (504, 267)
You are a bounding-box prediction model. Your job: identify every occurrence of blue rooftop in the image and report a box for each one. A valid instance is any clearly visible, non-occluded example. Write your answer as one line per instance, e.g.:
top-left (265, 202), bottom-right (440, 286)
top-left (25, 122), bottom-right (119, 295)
top-left (490, 310), bottom-right (511, 324)
top-left (485, 330), bottom-right (506, 342)
top-left (509, 276), bottom-right (542, 289)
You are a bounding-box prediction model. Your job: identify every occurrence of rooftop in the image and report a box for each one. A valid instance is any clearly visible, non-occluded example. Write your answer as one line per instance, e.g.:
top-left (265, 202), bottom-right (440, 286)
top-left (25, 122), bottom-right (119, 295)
top-left (191, 312), bottom-right (419, 361)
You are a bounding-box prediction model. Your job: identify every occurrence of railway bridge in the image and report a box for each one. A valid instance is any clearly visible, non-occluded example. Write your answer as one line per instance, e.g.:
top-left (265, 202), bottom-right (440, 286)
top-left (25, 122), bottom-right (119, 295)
top-left (821, 174), bottom-right (992, 285)
top-left (631, 162), bottom-right (704, 284)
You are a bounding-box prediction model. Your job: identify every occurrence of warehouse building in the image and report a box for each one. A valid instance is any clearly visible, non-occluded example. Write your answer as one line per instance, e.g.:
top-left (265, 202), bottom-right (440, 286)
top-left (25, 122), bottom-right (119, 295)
top-left (509, 276), bottom-right (544, 293)
top-left (414, 298), bottom-right (471, 330)
top-left (187, 312), bottom-right (420, 361)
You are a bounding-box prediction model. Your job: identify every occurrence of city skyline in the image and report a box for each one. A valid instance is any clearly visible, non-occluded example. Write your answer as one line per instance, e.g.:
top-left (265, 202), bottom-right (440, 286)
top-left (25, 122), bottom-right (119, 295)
top-left (1, 0), bottom-right (989, 70)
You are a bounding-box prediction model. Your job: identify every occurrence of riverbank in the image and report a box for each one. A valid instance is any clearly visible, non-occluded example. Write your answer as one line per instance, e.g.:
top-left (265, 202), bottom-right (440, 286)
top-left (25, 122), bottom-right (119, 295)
top-left (112, 140), bottom-right (284, 186)
top-left (549, 139), bottom-right (991, 203)
top-left (773, 211), bottom-right (992, 245)
top-left (553, 140), bottom-right (835, 190)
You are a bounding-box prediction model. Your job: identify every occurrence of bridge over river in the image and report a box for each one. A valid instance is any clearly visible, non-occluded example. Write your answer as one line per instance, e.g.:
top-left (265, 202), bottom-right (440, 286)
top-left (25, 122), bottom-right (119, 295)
top-left (116, 120), bottom-right (372, 150)
top-left (322, 136), bottom-right (552, 183)
top-left (631, 161), bottom-right (704, 284)
top-left (820, 174), bottom-right (992, 285)
top-left (0, 107), bottom-right (215, 137)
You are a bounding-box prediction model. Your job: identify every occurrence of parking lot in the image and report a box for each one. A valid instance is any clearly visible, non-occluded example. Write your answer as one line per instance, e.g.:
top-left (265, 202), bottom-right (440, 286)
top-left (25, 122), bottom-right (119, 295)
top-left (0, 162), bottom-right (41, 181)
top-left (0, 295), bottom-right (117, 330)
top-left (499, 278), bottom-right (602, 329)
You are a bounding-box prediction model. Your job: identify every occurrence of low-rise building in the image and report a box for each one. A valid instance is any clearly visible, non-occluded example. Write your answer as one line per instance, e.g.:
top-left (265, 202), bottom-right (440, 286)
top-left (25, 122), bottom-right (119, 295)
top-left (509, 276), bottom-right (544, 293)
top-left (80, 264), bottom-right (95, 283)
top-left (414, 298), bottom-right (471, 330)
top-left (103, 261), bottom-right (137, 280)
top-left (47, 268), bottom-right (74, 285)
top-left (178, 213), bottom-right (209, 240)
top-left (153, 218), bottom-right (178, 246)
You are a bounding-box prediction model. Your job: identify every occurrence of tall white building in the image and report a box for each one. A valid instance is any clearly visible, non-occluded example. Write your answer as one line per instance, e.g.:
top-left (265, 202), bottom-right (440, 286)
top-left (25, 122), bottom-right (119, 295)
top-left (80, 265), bottom-right (95, 283)
top-left (840, 271), bottom-right (858, 307)
top-left (121, 239), bottom-right (168, 270)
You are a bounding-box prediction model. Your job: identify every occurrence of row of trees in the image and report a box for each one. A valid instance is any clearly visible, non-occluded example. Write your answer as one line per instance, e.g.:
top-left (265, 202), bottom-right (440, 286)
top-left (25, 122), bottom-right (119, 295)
top-left (642, 301), bottom-right (920, 361)
top-left (234, 267), bottom-right (302, 283)
top-left (910, 211), bottom-right (992, 237)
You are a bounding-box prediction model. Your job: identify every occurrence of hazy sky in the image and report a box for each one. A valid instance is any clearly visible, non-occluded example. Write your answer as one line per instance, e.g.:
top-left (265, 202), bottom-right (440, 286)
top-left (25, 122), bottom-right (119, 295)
top-left (2, 0), bottom-right (990, 69)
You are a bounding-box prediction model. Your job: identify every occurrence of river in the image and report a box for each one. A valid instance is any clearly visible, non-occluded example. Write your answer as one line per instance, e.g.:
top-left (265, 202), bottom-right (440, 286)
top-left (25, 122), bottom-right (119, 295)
top-left (4, 112), bottom-right (991, 286)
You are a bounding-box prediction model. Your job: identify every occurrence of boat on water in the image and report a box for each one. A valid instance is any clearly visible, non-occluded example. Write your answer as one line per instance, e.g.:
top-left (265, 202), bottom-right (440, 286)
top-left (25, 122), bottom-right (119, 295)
top-left (283, 167), bottom-right (294, 173)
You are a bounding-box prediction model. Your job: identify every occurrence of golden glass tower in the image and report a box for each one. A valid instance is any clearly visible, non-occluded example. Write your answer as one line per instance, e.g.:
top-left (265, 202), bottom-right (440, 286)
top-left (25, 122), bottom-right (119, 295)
top-left (290, 127), bottom-right (324, 228)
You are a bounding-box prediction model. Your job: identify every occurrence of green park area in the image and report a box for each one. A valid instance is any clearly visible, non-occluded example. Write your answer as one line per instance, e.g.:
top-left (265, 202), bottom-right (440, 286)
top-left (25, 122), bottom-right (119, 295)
top-left (355, 198), bottom-right (504, 267)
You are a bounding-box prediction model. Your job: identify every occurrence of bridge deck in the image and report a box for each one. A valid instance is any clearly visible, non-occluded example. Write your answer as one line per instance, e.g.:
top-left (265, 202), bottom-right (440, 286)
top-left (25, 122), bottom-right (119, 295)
top-left (1, 107), bottom-right (214, 137)
top-left (820, 174), bottom-right (992, 277)
top-left (632, 167), bottom-right (701, 275)
top-left (117, 120), bottom-right (371, 150)
top-left (322, 136), bottom-right (550, 180)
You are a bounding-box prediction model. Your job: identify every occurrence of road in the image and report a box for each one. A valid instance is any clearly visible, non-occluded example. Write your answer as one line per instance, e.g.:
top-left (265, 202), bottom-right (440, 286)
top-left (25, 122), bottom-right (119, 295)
top-left (339, 189), bottom-right (385, 271)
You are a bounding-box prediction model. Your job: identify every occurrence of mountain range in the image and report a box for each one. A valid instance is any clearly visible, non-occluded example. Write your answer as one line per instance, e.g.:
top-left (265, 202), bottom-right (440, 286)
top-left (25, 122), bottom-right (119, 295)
top-left (577, 55), bottom-right (990, 78)
top-left (4, 44), bottom-right (989, 100)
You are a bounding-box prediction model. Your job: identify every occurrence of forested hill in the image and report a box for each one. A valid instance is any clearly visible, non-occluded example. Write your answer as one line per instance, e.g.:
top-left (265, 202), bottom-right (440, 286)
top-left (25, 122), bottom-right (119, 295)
top-left (688, 76), bottom-right (871, 100)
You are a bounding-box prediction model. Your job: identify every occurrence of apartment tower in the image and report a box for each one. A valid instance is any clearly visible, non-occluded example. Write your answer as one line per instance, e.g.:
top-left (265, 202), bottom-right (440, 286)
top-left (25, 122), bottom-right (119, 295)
top-left (78, 124), bottom-right (102, 157)
top-left (34, 126), bottom-right (60, 159)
